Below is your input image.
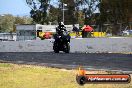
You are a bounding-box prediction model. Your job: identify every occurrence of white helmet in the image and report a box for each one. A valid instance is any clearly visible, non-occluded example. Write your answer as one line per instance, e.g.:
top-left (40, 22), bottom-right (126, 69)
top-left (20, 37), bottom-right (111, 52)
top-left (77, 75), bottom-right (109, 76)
top-left (59, 22), bottom-right (64, 26)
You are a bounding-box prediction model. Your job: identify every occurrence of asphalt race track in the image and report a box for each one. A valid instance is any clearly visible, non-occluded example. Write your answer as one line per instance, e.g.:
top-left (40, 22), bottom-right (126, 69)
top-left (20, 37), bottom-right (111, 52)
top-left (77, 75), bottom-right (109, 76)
top-left (0, 52), bottom-right (132, 72)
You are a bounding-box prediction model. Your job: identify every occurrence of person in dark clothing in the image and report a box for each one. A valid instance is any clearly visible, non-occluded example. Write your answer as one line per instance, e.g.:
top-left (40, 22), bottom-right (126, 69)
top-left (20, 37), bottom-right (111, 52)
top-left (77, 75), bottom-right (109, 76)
top-left (54, 22), bottom-right (70, 42)
top-left (56, 22), bottom-right (67, 35)
top-left (72, 24), bottom-right (80, 37)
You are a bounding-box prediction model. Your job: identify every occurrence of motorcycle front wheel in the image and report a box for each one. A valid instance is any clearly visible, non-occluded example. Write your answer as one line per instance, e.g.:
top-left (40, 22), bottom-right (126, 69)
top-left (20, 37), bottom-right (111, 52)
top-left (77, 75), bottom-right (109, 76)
top-left (63, 42), bottom-right (70, 53)
top-left (53, 42), bottom-right (59, 53)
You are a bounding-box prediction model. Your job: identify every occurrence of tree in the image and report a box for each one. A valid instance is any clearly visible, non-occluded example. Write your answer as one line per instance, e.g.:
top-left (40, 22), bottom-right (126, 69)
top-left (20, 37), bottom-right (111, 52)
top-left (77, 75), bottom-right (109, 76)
top-left (76, 0), bottom-right (100, 25)
top-left (14, 16), bottom-right (25, 25)
top-left (26, 0), bottom-right (81, 25)
top-left (0, 14), bottom-right (33, 33)
top-left (57, 0), bottom-right (99, 25)
top-left (53, 0), bottom-right (77, 24)
top-left (26, 0), bottom-right (51, 24)
top-left (13, 16), bottom-right (33, 32)
top-left (25, 0), bottom-right (87, 25)
top-left (77, 11), bottom-right (85, 25)
top-left (0, 14), bottom-right (15, 32)
top-left (48, 5), bottom-right (60, 24)
top-left (99, 0), bottom-right (132, 35)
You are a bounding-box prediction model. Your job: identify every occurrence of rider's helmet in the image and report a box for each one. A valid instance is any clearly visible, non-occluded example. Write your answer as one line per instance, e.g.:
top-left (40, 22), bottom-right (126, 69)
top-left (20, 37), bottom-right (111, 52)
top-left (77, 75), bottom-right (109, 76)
top-left (59, 22), bottom-right (64, 27)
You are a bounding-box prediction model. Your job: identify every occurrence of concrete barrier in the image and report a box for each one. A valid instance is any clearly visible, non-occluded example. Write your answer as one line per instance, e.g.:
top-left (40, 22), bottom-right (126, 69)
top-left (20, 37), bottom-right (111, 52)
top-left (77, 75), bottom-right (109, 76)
top-left (0, 38), bottom-right (132, 53)
top-left (70, 38), bottom-right (132, 53)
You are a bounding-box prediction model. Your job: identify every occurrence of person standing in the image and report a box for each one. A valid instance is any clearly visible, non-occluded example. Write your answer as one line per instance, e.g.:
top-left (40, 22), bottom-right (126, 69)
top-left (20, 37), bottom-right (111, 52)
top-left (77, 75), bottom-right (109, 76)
top-left (72, 24), bottom-right (80, 37)
top-left (81, 25), bottom-right (93, 38)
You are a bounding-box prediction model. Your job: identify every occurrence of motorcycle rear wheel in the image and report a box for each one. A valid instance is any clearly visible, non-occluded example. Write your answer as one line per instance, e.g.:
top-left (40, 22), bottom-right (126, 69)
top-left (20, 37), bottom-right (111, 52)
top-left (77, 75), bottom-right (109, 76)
top-left (63, 43), bottom-right (70, 53)
top-left (53, 42), bottom-right (59, 53)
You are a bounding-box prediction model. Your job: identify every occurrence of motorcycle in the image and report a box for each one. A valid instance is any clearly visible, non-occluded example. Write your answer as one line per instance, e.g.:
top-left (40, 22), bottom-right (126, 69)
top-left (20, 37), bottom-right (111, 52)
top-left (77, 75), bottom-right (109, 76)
top-left (53, 29), bottom-right (70, 53)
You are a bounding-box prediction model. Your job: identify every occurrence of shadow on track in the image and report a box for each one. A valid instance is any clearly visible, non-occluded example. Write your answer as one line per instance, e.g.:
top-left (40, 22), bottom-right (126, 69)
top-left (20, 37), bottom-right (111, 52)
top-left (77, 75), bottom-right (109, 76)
top-left (0, 52), bottom-right (132, 71)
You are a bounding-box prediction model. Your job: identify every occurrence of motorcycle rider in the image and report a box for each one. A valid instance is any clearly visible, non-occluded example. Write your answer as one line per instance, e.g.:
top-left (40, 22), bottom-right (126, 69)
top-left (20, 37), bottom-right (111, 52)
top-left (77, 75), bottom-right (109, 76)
top-left (54, 22), bottom-right (70, 42)
top-left (56, 22), bottom-right (67, 35)
top-left (53, 22), bottom-right (71, 53)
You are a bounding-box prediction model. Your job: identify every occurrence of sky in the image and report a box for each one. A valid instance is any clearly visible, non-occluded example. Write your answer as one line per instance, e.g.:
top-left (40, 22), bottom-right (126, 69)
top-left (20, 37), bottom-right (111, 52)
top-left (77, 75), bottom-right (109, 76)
top-left (0, 0), bottom-right (31, 16)
top-left (0, 0), bottom-right (59, 16)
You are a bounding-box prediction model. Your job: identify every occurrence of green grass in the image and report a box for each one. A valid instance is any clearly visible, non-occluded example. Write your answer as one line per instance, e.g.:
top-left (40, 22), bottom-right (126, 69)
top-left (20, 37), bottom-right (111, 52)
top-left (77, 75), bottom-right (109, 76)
top-left (0, 63), bottom-right (132, 88)
top-left (0, 63), bottom-right (12, 67)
